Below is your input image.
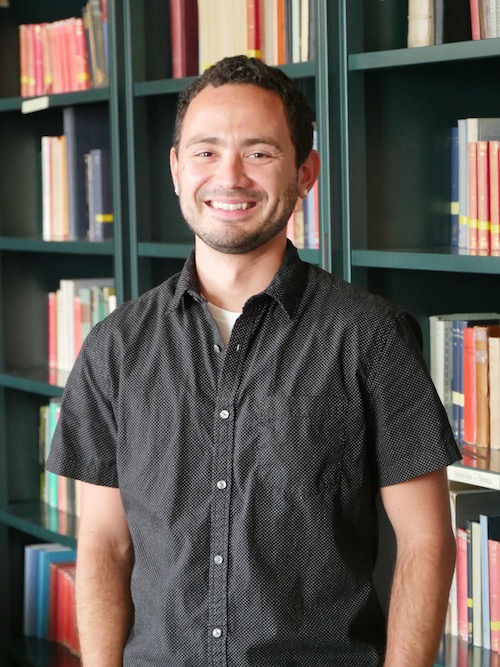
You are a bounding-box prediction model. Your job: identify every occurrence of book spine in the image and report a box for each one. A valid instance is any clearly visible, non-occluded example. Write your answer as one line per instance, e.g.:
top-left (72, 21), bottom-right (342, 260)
top-left (468, 141), bottom-right (478, 251)
top-left (247, 0), bottom-right (262, 58)
top-left (490, 140), bottom-right (500, 252)
top-left (477, 140), bottom-right (490, 252)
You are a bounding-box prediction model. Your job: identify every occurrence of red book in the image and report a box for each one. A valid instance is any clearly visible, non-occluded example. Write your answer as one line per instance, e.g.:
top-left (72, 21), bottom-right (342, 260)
top-left (470, 0), bottom-right (481, 39)
top-left (48, 292), bottom-right (57, 368)
top-left (463, 326), bottom-right (477, 444)
top-left (74, 17), bottom-right (90, 91)
top-left (468, 141), bottom-right (478, 251)
top-left (457, 527), bottom-right (469, 642)
top-left (477, 140), bottom-right (490, 252)
top-left (169, 0), bottom-right (199, 78)
top-left (247, 0), bottom-right (262, 59)
top-left (491, 141), bottom-right (500, 253)
top-left (489, 539), bottom-right (500, 652)
top-left (34, 24), bottom-right (44, 96)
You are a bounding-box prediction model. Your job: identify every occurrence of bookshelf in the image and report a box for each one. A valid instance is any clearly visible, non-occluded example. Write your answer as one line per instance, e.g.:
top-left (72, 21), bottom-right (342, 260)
top-left (334, 1), bottom-right (500, 665)
top-left (0, 0), bottom-right (125, 664)
top-left (0, 0), bottom-right (498, 665)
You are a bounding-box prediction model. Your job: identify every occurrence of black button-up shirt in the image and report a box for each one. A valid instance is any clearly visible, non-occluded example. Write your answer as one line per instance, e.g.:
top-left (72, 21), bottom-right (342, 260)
top-left (47, 242), bottom-right (460, 666)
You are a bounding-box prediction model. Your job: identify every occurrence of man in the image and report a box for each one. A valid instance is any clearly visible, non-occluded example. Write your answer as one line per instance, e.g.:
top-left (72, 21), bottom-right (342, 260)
top-left (47, 55), bottom-right (461, 666)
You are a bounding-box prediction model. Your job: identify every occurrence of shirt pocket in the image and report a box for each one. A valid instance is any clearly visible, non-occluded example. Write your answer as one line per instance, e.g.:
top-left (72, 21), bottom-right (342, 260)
top-left (256, 394), bottom-right (348, 499)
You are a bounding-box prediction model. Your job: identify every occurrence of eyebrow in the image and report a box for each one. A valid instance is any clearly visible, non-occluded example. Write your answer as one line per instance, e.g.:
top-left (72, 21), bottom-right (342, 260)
top-left (185, 136), bottom-right (283, 151)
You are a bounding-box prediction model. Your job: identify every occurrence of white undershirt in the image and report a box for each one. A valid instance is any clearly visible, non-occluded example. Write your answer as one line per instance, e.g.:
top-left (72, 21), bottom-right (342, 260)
top-left (206, 302), bottom-right (241, 346)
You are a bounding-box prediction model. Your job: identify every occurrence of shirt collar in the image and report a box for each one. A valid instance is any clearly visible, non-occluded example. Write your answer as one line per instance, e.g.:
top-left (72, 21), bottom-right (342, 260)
top-left (168, 240), bottom-right (310, 320)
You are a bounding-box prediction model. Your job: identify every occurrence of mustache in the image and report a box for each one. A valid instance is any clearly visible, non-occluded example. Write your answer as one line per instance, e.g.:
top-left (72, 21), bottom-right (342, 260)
top-left (199, 188), bottom-right (264, 200)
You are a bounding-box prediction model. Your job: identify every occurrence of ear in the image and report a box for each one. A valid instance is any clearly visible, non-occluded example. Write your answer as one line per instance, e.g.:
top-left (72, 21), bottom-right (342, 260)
top-left (298, 149), bottom-right (320, 199)
top-left (170, 146), bottom-right (179, 194)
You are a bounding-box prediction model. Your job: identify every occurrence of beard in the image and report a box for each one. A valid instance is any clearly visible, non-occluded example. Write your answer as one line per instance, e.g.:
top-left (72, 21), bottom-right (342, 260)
top-left (180, 183), bottom-right (299, 254)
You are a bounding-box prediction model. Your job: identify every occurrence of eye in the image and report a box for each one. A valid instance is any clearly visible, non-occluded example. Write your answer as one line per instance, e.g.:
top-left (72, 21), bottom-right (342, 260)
top-left (247, 151), bottom-right (274, 162)
top-left (195, 150), bottom-right (214, 158)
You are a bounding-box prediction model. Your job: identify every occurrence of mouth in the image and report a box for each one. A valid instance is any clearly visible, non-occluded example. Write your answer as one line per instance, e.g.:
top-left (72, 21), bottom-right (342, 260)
top-left (207, 200), bottom-right (257, 212)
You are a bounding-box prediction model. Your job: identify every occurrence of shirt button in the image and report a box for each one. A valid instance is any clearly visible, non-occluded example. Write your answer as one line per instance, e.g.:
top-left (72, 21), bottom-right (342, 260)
top-left (214, 555), bottom-right (223, 565)
top-left (213, 344), bottom-right (221, 353)
top-left (219, 409), bottom-right (230, 419)
top-left (212, 628), bottom-right (222, 638)
top-left (217, 480), bottom-right (227, 490)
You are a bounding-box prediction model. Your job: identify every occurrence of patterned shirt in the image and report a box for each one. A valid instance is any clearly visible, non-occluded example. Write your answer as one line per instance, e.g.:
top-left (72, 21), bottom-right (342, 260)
top-left (47, 241), bottom-right (461, 667)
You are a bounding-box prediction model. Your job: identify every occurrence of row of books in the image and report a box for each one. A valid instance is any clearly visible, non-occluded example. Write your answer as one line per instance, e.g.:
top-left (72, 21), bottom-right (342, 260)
top-left (24, 543), bottom-right (79, 657)
top-left (19, 1), bottom-right (108, 97)
top-left (42, 106), bottom-right (112, 242)
top-left (170, 0), bottom-right (315, 79)
top-left (448, 486), bottom-right (500, 652)
top-left (48, 277), bottom-right (115, 373)
top-left (286, 185), bottom-right (319, 250)
top-left (40, 397), bottom-right (82, 518)
top-left (430, 312), bottom-right (500, 448)
top-left (407, 0), bottom-right (498, 47)
top-left (450, 118), bottom-right (500, 253)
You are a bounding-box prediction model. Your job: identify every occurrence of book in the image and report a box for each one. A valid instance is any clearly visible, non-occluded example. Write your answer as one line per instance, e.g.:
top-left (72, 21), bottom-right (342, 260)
top-left (48, 562), bottom-right (80, 656)
top-left (467, 140), bottom-right (478, 251)
top-left (36, 545), bottom-right (76, 639)
top-left (247, 0), bottom-right (262, 59)
top-left (490, 335), bottom-right (500, 449)
top-left (434, 0), bottom-right (472, 43)
top-left (88, 148), bottom-right (113, 241)
top-left (63, 105), bottom-right (110, 241)
top-left (169, 0), bottom-right (199, 78)
top-left (407, 0), bottom-right (434, 47)
top-left (470, 0), bottom-right (482, 39)
top-left (470, 520), bottom-right (482, 646)
top-left (479, 513), bottom-right (500, 649)
top-left (448, 485), bottom-right (500, 638)
top-left (475, 325), bottom-right (500, 447)
top-left (490, 140), bottom-right (500, 252)
top-left (450, 126), bottom-right (460, 247)
top-left (489, 538), bottom-right (500, 652)
top-left (463, 326), bottom-right (477, 444)
top-left (23, 544), bottom-right (60, 636)
top-left (476, 140), bottom-right (490, 252)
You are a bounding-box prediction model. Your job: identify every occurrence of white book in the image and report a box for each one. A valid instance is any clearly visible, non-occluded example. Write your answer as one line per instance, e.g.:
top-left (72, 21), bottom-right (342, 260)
top-left (407, 0), bottom-right (434, 47)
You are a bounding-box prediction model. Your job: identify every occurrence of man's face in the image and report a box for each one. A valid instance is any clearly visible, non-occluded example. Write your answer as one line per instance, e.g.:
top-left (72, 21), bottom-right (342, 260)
top-left (170, 83), bottom-right (302, 254)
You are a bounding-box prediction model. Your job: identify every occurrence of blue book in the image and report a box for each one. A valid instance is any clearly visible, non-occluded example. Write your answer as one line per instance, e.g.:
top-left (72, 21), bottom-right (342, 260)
top-left (35, 544), bottom-right (76, 639)
top-left (24, 543), bottom-right (72, 636)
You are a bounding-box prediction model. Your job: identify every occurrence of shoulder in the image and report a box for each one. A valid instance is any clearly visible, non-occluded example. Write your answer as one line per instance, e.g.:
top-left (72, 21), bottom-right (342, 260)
top-left (305, 265), bottom-right (422, 347)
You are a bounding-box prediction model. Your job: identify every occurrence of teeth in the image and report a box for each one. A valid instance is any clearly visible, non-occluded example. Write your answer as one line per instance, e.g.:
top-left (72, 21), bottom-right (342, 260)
top-left (211, 201), bottom-right (250, 211)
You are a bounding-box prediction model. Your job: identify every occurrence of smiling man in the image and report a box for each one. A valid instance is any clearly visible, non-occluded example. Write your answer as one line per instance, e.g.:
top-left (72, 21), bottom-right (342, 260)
top-left (47, 56), bottom-right (461, 667)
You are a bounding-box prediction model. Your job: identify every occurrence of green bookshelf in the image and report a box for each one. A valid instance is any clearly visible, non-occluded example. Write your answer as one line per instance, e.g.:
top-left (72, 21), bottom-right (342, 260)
top-left (0, 0), bottom-right (499, 664)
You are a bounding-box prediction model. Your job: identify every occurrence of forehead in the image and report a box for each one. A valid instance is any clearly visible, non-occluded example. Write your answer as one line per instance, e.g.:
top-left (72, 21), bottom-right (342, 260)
top-left (179, 83), bottom-right (291, 145)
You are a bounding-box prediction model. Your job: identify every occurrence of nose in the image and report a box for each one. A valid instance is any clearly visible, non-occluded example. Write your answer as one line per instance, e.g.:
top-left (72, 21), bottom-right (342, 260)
top-left (215, 153), bottom-right (252, 190)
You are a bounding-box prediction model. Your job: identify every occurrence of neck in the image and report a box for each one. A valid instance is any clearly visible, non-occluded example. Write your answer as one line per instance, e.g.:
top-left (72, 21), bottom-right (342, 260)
top-left (194, 234), bottom-right (287, 312)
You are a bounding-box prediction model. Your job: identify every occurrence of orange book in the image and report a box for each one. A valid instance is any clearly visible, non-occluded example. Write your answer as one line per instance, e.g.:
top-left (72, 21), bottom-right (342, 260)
top-left (19, 24), bottom-right (28, 96)
top-left (477, 140), bottom-right (490, 252)
top-left (468, 141), bottom-right (478, 251)
top-left (34, 24), bottom-right (44, 96)
top-left (247, 0), bottom-right (262, 58)
top-left (277, 0), bottom-right (286, 64)
top-left (26, 24), bottom-right (36, 97)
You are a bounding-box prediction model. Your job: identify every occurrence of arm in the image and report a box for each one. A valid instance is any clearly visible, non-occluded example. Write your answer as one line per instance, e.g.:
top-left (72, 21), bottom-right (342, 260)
top-left (381, 468), bottom-right (455, 667)
top-left (76, 481), bottom-right (134, 667)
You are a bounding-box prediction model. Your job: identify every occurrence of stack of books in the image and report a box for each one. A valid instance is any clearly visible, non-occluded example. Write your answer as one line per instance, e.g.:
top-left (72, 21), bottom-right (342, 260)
top-left (430, 312), bottom-right (500, 448)
top-left (19, 0), bottom-right (108, 97)
top-left (450, 118), bottom-right (500, 254)
top-left (169, 0), bottom-right (315, 79)
top-left (407, 0), bottom-right (500, 47)
top-left (24, 543), bottom-right (79, 657)
top-left (42, 106), bottom-right (113, 243)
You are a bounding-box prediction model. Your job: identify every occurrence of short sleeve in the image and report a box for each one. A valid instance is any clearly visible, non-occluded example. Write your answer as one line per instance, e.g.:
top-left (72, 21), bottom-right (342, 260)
top-left (366, 311), bottom-right (461, 487)
top-left (46, 321), bottom-right (119, 487)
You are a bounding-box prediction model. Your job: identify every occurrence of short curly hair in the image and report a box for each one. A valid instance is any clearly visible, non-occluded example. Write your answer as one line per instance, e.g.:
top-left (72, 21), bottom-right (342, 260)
top-left (172, 55), bottom-right (315, 168)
